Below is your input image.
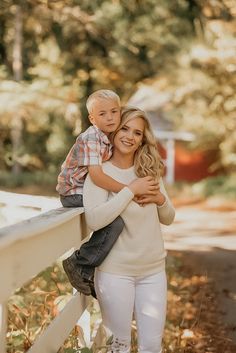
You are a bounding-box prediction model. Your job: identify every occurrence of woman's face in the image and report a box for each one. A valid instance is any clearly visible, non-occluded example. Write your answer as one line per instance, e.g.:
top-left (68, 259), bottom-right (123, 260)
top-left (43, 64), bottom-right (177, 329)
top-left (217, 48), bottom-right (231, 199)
top-left (113, 117), bottom-right (145, 157)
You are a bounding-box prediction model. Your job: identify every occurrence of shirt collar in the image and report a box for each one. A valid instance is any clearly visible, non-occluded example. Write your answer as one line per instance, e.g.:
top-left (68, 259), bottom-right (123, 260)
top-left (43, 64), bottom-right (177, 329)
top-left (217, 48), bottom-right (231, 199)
top-left (94, 125), bottom-right (111, 145)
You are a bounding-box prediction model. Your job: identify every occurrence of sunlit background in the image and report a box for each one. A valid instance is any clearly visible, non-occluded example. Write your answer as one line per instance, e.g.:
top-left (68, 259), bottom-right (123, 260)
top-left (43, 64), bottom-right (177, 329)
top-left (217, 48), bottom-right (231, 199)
top-left (0, 1), bottom-right (236, 352)
top-left (0, 1), bottom-right (235, 213)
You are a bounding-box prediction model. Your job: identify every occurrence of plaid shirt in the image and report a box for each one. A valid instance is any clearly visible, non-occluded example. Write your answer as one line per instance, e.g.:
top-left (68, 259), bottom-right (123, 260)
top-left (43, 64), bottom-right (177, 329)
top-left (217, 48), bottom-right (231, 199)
top-left (56, 125), bottom-right (113, 196)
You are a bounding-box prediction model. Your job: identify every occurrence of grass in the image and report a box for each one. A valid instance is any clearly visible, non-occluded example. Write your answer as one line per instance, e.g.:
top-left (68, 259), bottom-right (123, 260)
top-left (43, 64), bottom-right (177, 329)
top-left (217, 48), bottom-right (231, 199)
top-left (0, 170), bottom-right (58, 195)
top-left (192, 173), bottom-right (236, 199)
top-left (1, 171), bottom-right (236, 201)
top-left (0, 171), bottom-right (57, 189)
top-left (167, 173), bottom-right (236, 202)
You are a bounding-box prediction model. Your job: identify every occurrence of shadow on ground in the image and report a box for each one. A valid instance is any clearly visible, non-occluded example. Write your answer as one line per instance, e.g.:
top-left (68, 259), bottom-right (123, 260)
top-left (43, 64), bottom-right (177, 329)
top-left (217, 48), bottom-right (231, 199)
top-left (181, 248), bottom-right (236, 343)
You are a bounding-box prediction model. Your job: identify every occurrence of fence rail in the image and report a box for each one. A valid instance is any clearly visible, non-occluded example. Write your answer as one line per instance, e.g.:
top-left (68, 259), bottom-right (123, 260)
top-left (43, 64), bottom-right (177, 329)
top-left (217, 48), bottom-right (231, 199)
top-left (0, 206), bottom-right (99, 353)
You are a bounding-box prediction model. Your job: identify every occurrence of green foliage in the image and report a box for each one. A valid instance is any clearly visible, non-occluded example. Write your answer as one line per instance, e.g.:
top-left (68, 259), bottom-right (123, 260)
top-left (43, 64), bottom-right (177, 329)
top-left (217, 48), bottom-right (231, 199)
top-left (193, 174), bottom-right (236, 199)
top-left (79, 348), bottom-right (93, 353)
top-left (0, 0), bottom-right (235, 175)
top-left (169, 174), bottom-right (236, 203)
top-left (161, 1), bottom-right (236, 172)
top-left (0, 171), bottom-right (57, 189)
top-left (0, 0), bottom-right (197, 173)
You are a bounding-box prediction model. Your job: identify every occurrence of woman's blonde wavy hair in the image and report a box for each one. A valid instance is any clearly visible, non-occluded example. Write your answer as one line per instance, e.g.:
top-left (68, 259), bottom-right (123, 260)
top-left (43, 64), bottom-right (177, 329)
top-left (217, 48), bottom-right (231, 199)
top-left (111, 106), bottom-right (164, 181)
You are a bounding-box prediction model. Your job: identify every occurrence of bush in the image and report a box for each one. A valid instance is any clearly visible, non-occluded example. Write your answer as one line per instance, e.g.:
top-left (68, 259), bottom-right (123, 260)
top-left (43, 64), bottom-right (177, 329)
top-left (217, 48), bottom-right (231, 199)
top-left (192, 174), bottom-right (236, 199)
top-left (0, 171), bottom-right (57, 189)
top-left (7, 262), bottom-right (73, 353)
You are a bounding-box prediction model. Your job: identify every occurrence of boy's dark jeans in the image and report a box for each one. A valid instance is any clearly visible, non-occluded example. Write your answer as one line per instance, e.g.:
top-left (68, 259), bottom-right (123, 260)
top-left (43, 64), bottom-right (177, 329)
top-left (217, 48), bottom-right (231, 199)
top-left (60, 194), bottom-right (124, 280)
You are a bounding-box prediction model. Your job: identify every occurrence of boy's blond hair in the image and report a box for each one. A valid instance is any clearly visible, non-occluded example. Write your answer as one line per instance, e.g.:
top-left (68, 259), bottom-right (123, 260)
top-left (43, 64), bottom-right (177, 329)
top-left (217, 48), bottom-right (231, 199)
top-left (86, 89), bottom-right (121, 114)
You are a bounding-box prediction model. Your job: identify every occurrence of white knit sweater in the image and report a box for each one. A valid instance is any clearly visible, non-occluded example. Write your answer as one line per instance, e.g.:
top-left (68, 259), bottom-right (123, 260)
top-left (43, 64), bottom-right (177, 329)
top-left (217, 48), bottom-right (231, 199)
top-left (83, 161), bottom-right (175, 276)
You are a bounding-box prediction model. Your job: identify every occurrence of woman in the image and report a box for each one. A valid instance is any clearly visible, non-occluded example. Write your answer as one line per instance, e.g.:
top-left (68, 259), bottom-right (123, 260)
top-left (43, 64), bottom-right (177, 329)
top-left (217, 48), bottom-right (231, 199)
top-left (83, 107), bottom-right (175, 353)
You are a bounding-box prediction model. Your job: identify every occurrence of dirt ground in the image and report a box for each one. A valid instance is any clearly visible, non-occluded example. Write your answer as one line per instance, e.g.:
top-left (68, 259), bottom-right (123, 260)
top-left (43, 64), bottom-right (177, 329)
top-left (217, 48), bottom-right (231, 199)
top-left (182, 249), bottom-right (236, 342)
top-left (163, 197), bottom-right (236, 351)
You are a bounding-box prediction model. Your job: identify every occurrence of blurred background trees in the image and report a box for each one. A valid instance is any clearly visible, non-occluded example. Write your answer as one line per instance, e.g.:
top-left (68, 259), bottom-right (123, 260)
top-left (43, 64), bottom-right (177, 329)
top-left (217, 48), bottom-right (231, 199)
top-left (0, 0), bottom-right (235, 185)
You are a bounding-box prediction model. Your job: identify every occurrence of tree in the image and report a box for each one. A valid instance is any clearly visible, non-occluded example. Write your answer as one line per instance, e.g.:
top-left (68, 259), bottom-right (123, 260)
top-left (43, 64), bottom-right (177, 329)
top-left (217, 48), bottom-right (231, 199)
top-left (11, 3), bottom-right (23, 174)
top-left (1, 0), bottom-right (234, 174)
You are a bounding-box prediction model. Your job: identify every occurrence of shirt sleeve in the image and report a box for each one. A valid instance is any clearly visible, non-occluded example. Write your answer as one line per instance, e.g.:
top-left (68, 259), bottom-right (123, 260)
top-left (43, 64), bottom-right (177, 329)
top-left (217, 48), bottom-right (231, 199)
top-left (78, 130), bottom-right (102, 166)
top-left (157, 178), bottom-right (175, 225)
top-left (60, 137), bottom-right (96, 170)
top-left (83, 174), bottom-right (134, 231)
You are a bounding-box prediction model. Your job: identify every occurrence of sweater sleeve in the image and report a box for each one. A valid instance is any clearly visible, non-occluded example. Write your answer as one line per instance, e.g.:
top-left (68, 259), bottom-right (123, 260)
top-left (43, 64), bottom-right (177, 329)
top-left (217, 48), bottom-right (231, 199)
top-left (83, 174), bottom-right (134, 231)
top-left (157, 178), bottom-right (175, 225)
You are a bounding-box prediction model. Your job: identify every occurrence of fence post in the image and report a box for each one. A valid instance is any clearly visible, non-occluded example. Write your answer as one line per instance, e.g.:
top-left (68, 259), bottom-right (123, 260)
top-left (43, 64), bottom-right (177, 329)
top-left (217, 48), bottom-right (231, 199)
top-left (0, 303), bottom-right (7, 353)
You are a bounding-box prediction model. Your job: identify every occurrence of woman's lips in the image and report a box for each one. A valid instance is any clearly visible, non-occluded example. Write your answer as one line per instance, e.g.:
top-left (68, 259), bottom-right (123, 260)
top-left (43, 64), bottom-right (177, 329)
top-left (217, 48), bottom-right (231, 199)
top-left (120, 140), bottom-right (133, 146)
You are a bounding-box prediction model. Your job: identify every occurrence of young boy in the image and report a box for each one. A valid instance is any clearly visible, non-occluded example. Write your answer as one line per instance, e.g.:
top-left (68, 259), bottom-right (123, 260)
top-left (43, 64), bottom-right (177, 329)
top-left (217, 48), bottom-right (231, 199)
top-left (57, 89), bottom-right (158, 297)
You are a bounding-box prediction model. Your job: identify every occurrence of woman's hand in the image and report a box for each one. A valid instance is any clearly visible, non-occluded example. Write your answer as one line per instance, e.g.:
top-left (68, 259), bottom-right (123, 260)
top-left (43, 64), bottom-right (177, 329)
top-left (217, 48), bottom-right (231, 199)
top-left (128, 176), bottom-right (159, 196)
top-left (135, 191), bottom-right (166, 207)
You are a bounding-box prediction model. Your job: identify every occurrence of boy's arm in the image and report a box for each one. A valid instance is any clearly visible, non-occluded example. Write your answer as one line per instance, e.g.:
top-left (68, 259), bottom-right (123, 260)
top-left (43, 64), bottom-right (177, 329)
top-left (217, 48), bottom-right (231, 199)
top-left (88, 165), bottom-right (160, 195)
top-left (88, 165), bottom-right (125, 193)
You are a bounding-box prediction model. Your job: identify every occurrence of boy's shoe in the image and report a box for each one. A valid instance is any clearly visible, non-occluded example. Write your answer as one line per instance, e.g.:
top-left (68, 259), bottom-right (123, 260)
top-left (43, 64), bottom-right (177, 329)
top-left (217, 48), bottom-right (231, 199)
top-left (88, 279), bottom-right (97, 299)
top-left (62, 254), bottom-right (91, 296)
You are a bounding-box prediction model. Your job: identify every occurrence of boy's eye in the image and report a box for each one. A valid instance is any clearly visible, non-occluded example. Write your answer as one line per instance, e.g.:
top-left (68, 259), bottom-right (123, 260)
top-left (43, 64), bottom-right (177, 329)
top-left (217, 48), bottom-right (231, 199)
top-left (121, 126), bottom-right (128, 130)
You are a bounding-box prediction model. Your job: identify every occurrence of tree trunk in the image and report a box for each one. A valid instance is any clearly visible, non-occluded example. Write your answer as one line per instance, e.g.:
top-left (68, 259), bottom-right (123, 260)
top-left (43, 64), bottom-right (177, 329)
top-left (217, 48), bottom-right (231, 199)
top-left (81, 72), bottom-right (93, 132)
top-left (11, 3), bottom-right (23, 175)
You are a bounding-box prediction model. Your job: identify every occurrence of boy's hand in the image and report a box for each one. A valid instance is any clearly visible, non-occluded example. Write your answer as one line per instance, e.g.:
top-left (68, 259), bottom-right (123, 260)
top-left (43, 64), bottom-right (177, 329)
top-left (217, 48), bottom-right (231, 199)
top-left (136, 191), bottom-right (166, 206)
top-left (128, 176), bottom-right (159, 196)
top-left (133, 195), bottom-right (143, 206)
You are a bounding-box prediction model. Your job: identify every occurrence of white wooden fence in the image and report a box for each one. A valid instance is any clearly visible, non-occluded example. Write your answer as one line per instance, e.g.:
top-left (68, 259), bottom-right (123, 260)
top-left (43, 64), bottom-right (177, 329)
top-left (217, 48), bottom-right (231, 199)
top-left (0, 206), bottom-right (103, 353)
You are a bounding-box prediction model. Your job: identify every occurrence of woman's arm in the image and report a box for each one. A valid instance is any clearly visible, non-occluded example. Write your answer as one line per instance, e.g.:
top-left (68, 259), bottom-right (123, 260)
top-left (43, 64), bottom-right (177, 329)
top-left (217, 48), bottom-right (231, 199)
top-left (156, 178), bottom-right (175, 225)
top-left (88, 165), bottom-right (160, 195)
top-left (83, 174), bottom-right (134, 231)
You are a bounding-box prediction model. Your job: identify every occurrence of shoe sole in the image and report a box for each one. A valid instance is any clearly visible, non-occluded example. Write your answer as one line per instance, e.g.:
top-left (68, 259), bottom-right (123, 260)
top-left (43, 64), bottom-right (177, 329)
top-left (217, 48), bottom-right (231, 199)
top-left (62, 258), bottom-right (91, 296)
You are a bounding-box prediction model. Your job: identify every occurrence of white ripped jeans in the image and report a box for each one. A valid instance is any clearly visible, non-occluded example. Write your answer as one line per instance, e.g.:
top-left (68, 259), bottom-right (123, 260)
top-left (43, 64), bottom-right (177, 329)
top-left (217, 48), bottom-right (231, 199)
top-left (94, 270), bottom-right (167, 353)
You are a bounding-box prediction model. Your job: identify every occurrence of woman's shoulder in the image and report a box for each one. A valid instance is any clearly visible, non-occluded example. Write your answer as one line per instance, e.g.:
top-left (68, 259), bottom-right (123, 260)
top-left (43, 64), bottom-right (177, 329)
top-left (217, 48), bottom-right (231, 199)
top-left (102, 161), bottom-right (134, 174)
top-left (101, 161), bottom-right (119, 177)
top-left (102, 161), bottom-right (136, 184)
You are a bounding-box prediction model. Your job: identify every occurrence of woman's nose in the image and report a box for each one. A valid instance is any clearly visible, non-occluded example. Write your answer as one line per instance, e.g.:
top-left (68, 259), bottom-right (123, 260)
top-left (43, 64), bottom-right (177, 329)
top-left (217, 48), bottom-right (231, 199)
top-left (126, 131), bottom-right (134, 140)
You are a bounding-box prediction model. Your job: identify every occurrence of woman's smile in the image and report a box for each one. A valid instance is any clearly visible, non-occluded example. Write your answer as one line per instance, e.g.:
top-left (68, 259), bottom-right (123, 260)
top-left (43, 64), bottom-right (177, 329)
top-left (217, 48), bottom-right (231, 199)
top-left (120, 140), bottom-right (134, 146)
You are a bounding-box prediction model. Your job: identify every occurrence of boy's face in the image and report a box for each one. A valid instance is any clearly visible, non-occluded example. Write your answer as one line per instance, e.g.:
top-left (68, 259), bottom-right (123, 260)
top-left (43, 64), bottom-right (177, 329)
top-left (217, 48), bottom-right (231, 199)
top-left (89, 98), bottom-right (121, 135)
